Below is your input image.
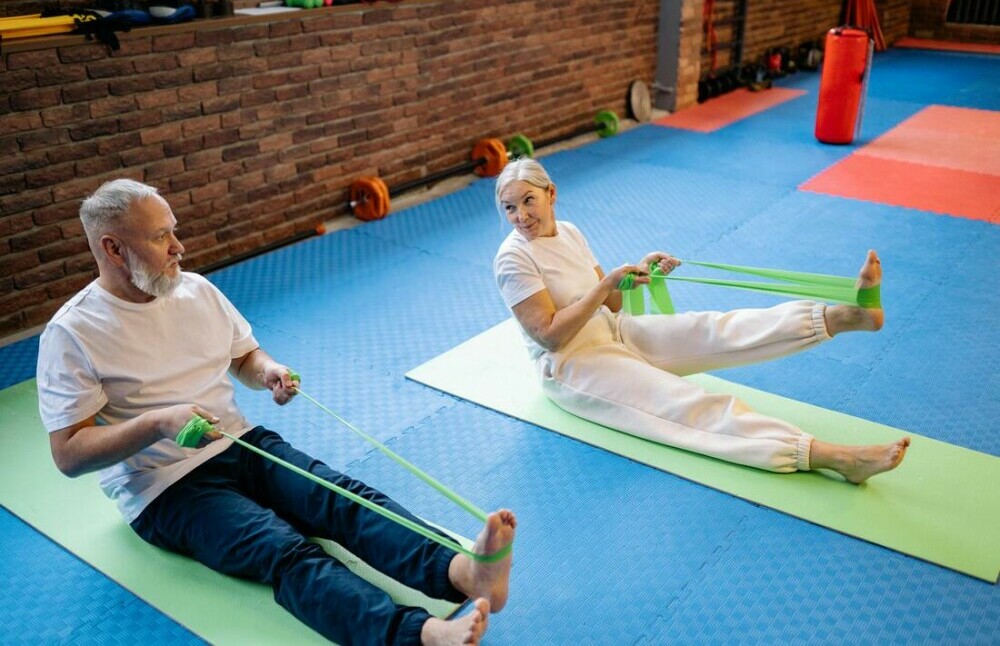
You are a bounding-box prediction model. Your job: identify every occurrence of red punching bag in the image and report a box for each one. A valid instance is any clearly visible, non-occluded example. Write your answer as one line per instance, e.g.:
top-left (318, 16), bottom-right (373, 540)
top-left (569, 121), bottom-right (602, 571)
top-left (815, 27), bottom-right (873, 144)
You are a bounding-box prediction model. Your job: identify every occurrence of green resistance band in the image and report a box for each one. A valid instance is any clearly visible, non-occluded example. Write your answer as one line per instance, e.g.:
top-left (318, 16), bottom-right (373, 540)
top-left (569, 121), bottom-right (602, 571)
top-left (618, 259), bottom-right (881, 315)
top-left (175, 375), bottom-right (511, 564)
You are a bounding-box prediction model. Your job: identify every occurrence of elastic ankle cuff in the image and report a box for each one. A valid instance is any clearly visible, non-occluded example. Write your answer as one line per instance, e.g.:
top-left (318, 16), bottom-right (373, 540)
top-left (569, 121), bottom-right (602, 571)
top-left (432, 545), bottom-right (466, 602)
top-left (395, 609), bottom-right (432, 646)
top-left (812, 303), bottom-right (832, 341)
top-left (797, 433), bottom-right (814, 472)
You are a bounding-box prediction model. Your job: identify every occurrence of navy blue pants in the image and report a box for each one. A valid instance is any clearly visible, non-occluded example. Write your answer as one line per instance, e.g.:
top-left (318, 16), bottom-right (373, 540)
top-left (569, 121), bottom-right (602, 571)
top-left (131, 427), bottom-right (465, 645)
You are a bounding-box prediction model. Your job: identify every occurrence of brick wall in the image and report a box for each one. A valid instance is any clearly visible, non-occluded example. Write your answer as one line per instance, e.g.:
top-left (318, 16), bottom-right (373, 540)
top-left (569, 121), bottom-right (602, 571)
top-left (879, 0), bottom-right (914, 44)
top-left (677, 0), bottom-right (705, 110)
top-left (910, 0), bottom-right (949, 36)
top-left (0, 0), bottom-right (659, 337)
top-left (744, 1), bottom-right (842, 66)
top-left (910, 0), bottom-right (1000, 43)
top-left (696, 1), bottom-right (913, 78)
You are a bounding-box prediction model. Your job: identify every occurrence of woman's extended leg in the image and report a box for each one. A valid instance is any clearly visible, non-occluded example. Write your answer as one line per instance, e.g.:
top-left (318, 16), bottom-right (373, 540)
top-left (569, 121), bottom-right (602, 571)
top-left (618, 251), bottom-right (884, 375)
top-left (543, 343), bottom-right (814, 472)
top-left (543, 341), bottom-right (907, 482)
top-left (618, 299), bottom-right (830, 375)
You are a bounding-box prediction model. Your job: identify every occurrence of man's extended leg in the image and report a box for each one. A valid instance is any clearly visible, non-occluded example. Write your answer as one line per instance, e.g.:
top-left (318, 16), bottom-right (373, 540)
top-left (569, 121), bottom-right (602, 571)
top-left (131, 441), bottom-right (438, 645)
top-left (233, 429), bottom-right (514, 611)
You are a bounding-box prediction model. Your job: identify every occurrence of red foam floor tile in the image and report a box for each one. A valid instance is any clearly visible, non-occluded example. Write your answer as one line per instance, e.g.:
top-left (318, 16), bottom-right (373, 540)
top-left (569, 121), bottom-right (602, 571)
top-left (895, 37), bottom-right (1000, 55)
top-left (860, 106), bottom-right (1000, 175)
top-left (654, 88), bottom-right (807, 133)
top-left (901, 105), bottom-right (1000, 139)
top-left (800, 154), bottom-right (1000, 223)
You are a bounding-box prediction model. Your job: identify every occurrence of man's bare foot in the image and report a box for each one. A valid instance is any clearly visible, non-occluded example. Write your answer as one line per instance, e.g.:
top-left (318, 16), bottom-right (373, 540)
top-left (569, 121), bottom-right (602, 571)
top-left (421, 598), bottom-right (489, 646)
top-left (824, 250), bottom-right (884, 334)
top-left (810, 437), bottom-right (910, 483)
top-left (448, 510), bottom-right (516, 612)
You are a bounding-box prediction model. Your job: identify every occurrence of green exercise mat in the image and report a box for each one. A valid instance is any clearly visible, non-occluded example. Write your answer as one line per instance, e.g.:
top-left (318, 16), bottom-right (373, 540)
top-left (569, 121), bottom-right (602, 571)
top-left (407, 319), bottom-right (1000, 583)
top-left (0, 379), bottom-right (466, 645)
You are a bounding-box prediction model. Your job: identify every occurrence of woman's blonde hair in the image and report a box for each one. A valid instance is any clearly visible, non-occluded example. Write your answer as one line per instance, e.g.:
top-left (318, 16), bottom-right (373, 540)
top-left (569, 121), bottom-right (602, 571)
top-left (494, 158), bottom-right (553, 216)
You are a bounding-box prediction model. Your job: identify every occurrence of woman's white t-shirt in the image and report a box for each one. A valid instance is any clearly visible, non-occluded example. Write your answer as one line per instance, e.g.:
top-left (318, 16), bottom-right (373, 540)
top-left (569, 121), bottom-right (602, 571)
top-left (493, 220), bottom-right (606, 358)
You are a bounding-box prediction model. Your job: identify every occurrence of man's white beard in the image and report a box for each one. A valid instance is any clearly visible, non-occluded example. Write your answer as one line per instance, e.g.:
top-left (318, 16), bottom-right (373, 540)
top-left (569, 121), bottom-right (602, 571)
top-left (122, 247), bottom-right (182, 298)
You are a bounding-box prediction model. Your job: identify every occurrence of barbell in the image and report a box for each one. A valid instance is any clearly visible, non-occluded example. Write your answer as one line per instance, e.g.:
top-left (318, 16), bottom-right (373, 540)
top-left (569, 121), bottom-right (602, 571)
top-left (349, 109), bottom-right (619, 221)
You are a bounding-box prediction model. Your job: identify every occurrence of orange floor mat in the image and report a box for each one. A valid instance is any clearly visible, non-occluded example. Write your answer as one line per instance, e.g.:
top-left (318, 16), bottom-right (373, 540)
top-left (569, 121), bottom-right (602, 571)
top-left (800, 154), bottom-right (1000, 223)
top-left (895, 37), bottom-right (1000, 55)
top-left (857, 105), bottom-right (1000, 175)
top-left (654, 88), bottom-right (807, 133)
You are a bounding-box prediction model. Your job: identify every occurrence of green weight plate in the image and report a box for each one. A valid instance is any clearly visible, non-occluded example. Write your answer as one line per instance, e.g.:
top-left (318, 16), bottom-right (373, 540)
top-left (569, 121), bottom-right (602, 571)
top-left (594, 109), bottom-right (620, 138)
top-left (507, 133), bottom-right (535, 159)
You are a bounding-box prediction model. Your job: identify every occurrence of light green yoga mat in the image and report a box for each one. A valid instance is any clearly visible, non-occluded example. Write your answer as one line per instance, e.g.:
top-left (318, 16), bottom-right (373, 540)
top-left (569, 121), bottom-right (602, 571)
top-left (0, 379), bottom-right (466, 645)
top-left (407, 319), bottom-right (1000, 583)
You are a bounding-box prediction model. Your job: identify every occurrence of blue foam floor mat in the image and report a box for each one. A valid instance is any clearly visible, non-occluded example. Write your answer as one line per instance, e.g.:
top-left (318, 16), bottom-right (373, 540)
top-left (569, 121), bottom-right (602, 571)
top-left (615, 127), bottom-right (853, 189)
top-left (0, 336), bottom-right (38, 391)
top-left (341, 403), bottom-right (765, 645)
top-left (3, 48), bottom-right (998, 642)
top-left (0, 506), bottom-right (200, 645)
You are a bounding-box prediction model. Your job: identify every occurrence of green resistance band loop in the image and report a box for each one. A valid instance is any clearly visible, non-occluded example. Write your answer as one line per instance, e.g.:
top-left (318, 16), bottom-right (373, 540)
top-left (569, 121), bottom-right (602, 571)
top-left (286, 372), bottom-right (489, 522)
top-left (177, 413), bottom-right (510, 564)
top-left (177, 373), bottom-right (511, 563)
top-left (176, 415), bottom-right (210, 448)
top-left (617, 259), bottom-right (880, 313)
top-left (221, 427), bottom-right (510, 564)
top-left (617, 266), bottom-right (677, 316)
top-left (857, 285), bottom-right (881, 308)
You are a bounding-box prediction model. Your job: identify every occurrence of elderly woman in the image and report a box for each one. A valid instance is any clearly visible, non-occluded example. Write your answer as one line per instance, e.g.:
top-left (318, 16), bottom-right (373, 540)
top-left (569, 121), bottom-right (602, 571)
top-left (492, 159), bottom-right (908, 483)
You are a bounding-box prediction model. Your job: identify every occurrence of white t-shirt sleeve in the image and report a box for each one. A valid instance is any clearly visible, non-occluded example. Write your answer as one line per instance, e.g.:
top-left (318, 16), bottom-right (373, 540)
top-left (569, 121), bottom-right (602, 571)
top-left (202, 278), bottom-right (258, 359)
top-left (561, 221), bottom-right (600, 268)
top-left (223, 294), bottom-right (258, 359)
top-left (37, 323), bottom-right (108, 432)
top-left (494, 246), bottom-right (546, 309)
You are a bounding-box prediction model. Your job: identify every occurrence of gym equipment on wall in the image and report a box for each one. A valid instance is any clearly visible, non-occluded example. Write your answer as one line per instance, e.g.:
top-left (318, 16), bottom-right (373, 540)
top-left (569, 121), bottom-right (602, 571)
top-left (842, 0), bottom-right (886, 51)
top-left (697, 0), bottom-right (748, 102)
top-left (946, 0), bottom-right (1000, 26)
top-left (796, 40), bottom-right (824, 71)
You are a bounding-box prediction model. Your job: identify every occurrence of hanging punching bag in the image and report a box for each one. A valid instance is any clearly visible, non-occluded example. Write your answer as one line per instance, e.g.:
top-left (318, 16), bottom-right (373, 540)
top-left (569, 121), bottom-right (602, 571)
top-left (815, 27), bottom-right (873, 144)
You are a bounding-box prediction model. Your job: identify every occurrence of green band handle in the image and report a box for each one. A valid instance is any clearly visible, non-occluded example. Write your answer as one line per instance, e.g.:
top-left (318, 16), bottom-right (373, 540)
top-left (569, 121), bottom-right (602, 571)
top-left (176, 415), bottom-right (211, 448)
top-left (617, 259), bottom-right (880, 314)
top-left (178, 370), bottom-right (511, 563)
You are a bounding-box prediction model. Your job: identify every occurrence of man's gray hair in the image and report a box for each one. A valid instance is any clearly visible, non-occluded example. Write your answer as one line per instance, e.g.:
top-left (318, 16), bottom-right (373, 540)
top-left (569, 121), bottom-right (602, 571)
top-left (79, 179), bottom-right (159, 241)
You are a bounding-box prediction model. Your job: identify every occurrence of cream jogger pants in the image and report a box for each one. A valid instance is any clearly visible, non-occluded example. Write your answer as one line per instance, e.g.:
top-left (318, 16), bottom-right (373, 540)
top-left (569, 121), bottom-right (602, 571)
top-left (536, 300), bottom-right (832, 472)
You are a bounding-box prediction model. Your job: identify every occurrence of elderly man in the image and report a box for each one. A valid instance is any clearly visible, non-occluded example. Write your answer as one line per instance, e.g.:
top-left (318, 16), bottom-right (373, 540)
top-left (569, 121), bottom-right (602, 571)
top-left (36, 179), bottom-right (514, 646)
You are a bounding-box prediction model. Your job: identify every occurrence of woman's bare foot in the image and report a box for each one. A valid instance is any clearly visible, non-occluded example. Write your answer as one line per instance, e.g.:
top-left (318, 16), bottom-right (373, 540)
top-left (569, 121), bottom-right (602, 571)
top-left (421, 598), bottom-right (489, 646)
top-left (810, 437), bottom-right (910, 483)
top-left (824, 250), bottom-right (884, 335)
top-left (448, 510), bottom-right (516, 612)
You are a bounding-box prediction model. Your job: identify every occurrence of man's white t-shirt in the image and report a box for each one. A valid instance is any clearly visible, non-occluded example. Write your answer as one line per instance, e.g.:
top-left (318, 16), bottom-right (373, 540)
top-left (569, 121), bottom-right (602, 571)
top-left (493, 220), bottom-right (604, 358)
top-left (36, 272), bottom-right (259, 523)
